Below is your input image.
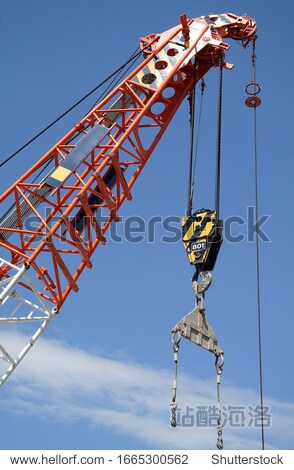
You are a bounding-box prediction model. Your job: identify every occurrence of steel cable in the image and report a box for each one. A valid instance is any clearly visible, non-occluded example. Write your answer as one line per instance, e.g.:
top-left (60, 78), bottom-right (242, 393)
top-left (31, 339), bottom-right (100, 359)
top-left (0, 48), bottom-right (143, 168)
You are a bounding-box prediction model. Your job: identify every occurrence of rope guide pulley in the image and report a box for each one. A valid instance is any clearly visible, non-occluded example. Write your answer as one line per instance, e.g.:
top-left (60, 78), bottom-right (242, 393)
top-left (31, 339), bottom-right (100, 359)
top-left (245, 38), bottom-right (261, 109)
top-left (245, 82), bottom-right (261, 108)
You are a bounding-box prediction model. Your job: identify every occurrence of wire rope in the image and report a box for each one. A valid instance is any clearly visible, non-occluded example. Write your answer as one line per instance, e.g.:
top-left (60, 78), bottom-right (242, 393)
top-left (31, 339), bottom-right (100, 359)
top-left (0, 48), bottom-right (143, 168)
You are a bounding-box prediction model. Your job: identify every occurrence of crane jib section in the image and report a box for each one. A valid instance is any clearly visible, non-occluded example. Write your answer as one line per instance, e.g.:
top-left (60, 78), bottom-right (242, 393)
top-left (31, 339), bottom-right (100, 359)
top-left (0, 13), bottom-right (256, 387)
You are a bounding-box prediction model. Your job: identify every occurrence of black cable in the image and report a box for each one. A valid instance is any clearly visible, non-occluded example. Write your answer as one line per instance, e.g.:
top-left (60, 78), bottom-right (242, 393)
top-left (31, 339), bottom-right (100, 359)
top-left (252, 38), bottom-right (265, 451)
top-left (186, 56), bottom-right (197, 216)
top-left (0, 154), bottom-right (55, 225)
top-left (58, 47), bottom-right (141, 156)
top-left (32, 155), bottom-right (55, 183)
top-left (0, 47), bottom-right (143, 224)
top-left (254, 102), bottom-right (265, 451)
top-left (0, 48), bottom-right (143, 169)
top-left (214, 55), bottom-right (223, 219)
top-left (87, 46), bottom-right (141, 113)
top-left (191, 80), bottom-right (205, 203)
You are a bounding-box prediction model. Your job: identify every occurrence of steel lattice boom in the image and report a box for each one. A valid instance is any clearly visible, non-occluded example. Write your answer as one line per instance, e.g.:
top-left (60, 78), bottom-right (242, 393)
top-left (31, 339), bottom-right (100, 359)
top-left (0, 13), bottom-right (256, 386)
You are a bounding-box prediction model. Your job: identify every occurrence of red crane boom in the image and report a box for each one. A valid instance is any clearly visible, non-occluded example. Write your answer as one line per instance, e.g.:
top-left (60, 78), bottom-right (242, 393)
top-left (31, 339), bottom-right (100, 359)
top-left (0, 13), bottom-right (256, 386)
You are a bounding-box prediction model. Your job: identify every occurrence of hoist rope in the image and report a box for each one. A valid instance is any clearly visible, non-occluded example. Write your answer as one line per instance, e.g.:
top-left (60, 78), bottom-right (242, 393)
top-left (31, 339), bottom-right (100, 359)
top-left (0, 48), bottom-right (143, 169)
top-left (254, 102), bottom-right (265, 451)
top-left (191, 80), bottom-right (205, 197)
top-left (214, 55), bottom-right (223, 219)
top-left (186, 55), bottom-right (223, 218)
top-left (251, 38), bottom-right (265, 450)
top-left (186, 56), bottom-right (197, 216)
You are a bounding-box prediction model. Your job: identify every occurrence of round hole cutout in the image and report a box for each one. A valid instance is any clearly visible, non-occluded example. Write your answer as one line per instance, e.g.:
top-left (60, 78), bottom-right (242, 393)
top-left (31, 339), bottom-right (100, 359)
top-left (142, 73), bottom-right (157, 85)
top-left (151, 102), bottom-right (166, 115)
top-left (167, 47), bottom-right (179, 57)
top-left (155, 60), bottom-right (168, 70)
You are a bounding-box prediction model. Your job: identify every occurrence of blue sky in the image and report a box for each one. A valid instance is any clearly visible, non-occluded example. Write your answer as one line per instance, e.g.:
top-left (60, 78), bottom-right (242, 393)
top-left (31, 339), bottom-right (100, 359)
top-left (0, 0), bottom-right (293, 450)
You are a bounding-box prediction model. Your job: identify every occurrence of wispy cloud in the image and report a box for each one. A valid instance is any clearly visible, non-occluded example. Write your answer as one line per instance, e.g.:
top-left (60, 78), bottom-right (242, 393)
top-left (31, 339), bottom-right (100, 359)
top-left (0, 332), bottom-right (293, 449)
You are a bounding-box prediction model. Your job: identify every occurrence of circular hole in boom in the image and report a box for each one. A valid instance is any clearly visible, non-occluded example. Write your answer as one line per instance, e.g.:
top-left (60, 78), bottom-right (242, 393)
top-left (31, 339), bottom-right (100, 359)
top-left (162, 87), bottom-right (175, 99)
top-left (167, 47), bottom-right (179, 57)
top-left (155, 60), bottom-right (168, 70)
top-left (151, 102), bottom-right (166, 115)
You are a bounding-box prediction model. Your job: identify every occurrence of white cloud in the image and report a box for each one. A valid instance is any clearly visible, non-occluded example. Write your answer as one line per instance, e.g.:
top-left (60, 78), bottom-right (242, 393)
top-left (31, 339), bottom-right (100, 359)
top-left (0, 331), bottom-right (293, 450)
